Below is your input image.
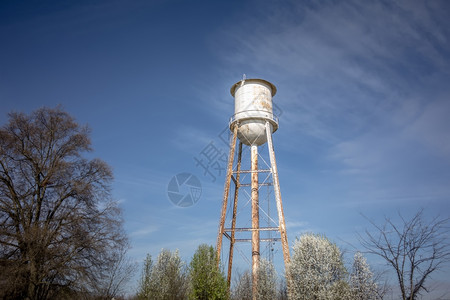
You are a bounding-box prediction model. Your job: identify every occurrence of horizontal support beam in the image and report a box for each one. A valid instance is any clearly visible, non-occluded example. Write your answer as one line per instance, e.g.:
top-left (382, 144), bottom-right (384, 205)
top-left (233, 169), bottom-right (271, 174)
top-left (235, 238), bottom-right (281, 243)
top-left (239, 182), bottom-right (273, 187)
top-left (224, 227), bottom-right (279, 232)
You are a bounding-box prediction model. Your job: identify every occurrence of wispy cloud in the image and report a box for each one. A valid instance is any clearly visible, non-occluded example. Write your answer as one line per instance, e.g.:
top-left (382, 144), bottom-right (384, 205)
top-left (405, 97), bottom-right (450, 159)
top-left (171, 125), bottom-right (219, 154)
top-left (212, 0), bottom-right (450, 146)
top-left (286, 220), bottom-right (308, 230)
top-left (130, 225), bottom-right (159, 237)
top-left (208, 0), bottom-right (450, 212)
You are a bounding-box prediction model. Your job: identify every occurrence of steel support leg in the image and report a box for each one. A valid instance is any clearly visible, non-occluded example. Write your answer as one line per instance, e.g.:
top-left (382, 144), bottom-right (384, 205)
top-left (251, 144), bottom-right (260, 300)
top-left (216, 123), bottom-right (238, 268)
top-left (265, 121), bottom-right (291, 284)
top-left (227, 142), bottom-right (242, 287)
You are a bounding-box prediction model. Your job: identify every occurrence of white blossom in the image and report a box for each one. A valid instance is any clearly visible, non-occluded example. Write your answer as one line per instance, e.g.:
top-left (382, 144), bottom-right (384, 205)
top-left (350, 251), bottom-right (380, 300)
top-left (146, 249), bottom-right (188, 300)
top-left (288, 233), bottom-right (350, 300)
top-left (256, 259), bottom-right (278, 300)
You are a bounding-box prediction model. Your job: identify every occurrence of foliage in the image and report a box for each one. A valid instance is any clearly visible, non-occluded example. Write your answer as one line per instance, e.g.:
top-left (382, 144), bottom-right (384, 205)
top-left (350, 251), bottom-right (380, 300)
top-left (137, 254), bottom-right (153, 299)
top-left (231, 271), bottom-right (252, 300)
top-left (359, 209), bottom-right (450, 300)
top-left (135, 238), bottom-right (385, 300)
top-left (188, 244), bottom-right (228, 300)
top-left (278, 276), bottom-right (288, 300)
top-left (255, 259), bottom-right (278, 300)
top-left (230, 259), bottom-right (279, 300)
top-left (0, 107), bottom-right (129, 299)
top-left (138, 249), bottom-right (188, 300)
top-left (288, 233), bottom-right (351, 300)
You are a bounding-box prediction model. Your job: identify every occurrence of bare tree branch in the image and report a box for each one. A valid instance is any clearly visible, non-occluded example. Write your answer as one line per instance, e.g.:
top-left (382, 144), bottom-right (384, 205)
top-left (358, 210), bottom-right (450, 300)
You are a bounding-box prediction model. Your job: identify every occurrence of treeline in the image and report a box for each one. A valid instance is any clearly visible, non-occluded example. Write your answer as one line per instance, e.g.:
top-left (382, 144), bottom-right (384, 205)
top-left (136, 245), bottom-right (227, 300)
top-left (134, 208), bottom-right (450, 300)
top-left (133, 234), bottom-right (382, 300)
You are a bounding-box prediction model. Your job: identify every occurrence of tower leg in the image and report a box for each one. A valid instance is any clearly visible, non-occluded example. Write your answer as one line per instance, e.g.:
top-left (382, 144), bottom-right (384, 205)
top-left (251, 144), bottom-right (260, 300)
top-left (227, 142), bottom-right (242, 286)
top-left (265, 121), bottom-right (291, 281)
top-left (216, 124), bottom-right (238, 268)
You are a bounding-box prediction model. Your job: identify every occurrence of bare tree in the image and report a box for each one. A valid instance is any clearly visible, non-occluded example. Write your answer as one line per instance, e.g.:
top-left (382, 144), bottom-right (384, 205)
top-left (359, 209), bottom-right (450, 300)
top-left (0, 107), bottom-right (128, 299)
top-left (88, 242), bottom-right (137, 299)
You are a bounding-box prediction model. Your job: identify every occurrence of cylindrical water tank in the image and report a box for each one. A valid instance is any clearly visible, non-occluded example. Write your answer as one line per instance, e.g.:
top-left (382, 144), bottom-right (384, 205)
top-left (230, 79), bottom-right (278, 146)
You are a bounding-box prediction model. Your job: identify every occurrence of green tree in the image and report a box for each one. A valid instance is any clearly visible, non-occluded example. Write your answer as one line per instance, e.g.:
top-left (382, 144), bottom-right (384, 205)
top-left (188, 244), bottom-right (228, 300)
top-left (0, 107), bottom-right (128, 299)
top-left (289, 233), bottom-right (350, 300)
top-left (137, 254), bottom-right (153, 299)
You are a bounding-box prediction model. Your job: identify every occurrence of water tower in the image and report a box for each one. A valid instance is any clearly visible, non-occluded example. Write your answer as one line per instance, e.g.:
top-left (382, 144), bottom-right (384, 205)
top-left (216, 78), bottom-right (290, 298)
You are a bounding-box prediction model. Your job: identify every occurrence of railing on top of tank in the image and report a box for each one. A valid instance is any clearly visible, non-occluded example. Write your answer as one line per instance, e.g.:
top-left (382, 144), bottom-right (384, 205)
top-left (229, 110), bottom-right (279, 126)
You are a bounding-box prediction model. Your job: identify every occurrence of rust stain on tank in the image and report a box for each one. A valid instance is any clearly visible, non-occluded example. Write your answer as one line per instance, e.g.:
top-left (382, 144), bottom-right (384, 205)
top-left (253, 99), bottom-right (272, 111)
top-left (260, 101), bottom-right (272, 111)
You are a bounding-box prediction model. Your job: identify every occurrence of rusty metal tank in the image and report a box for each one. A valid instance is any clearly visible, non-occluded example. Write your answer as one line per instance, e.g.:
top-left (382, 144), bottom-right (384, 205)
top-left (230, 78), bottom-right (278, 146)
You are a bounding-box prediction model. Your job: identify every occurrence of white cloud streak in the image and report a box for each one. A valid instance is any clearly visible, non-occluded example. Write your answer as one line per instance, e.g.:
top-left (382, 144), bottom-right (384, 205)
top-left (209, 0), bottom-right (450, 209)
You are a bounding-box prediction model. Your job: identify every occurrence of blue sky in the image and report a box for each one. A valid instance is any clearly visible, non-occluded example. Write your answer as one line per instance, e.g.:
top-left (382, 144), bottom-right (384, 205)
top-left (1, 0), bottom-right (450, 297)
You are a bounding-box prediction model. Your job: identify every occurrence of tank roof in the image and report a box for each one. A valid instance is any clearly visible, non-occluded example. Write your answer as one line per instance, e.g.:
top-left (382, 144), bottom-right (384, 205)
top-left (230, 78), bottom-right (277, 97)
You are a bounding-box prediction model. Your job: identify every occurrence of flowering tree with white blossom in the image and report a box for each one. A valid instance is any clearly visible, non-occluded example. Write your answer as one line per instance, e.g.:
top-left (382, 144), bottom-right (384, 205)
top-left (288, 233), bottom-right (351, 300)
top-left (137, 249), bottom-right (188, 300)
top-left (350, 251), bottom-right (381, 300)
